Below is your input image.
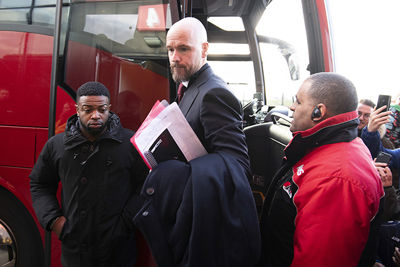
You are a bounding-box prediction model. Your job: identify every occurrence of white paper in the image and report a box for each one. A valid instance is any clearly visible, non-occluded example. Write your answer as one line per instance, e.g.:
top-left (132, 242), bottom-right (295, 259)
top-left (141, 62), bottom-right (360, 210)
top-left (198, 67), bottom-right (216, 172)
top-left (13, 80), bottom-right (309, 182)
top-left (132, 101), bottom-right (207, 168)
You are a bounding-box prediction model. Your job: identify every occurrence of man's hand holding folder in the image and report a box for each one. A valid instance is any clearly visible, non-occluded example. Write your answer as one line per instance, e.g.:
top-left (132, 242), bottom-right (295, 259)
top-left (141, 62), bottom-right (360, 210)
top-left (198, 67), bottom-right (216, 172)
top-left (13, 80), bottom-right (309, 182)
top-left (130, 100), bottom-right (207, 169)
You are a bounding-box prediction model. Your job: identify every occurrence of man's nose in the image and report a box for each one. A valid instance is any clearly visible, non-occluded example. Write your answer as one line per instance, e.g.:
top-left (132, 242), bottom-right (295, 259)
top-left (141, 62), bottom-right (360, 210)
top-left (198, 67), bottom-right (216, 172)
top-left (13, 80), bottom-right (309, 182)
top-left (91, 110), bottom-right (101, 119)
top-left (171, 50), bottom-right (180, 62)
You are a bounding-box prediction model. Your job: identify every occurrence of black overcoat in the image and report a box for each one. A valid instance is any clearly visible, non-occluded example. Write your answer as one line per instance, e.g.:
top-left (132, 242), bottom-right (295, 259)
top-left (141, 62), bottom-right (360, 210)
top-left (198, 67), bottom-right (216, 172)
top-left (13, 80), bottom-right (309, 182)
top-left (30, 113), bottom-right (147, 266)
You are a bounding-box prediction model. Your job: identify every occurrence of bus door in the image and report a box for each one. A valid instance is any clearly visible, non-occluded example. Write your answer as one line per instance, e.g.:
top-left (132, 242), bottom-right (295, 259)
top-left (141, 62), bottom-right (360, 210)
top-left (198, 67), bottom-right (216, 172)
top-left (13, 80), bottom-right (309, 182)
top-left (195, 0), bottom-right (333, 209)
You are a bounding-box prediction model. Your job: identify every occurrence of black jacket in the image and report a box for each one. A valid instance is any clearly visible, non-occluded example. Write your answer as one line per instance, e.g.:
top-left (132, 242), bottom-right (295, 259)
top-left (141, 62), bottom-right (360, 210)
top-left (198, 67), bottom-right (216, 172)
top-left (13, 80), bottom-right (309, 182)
top-left (133, 152), bottom-right (261, 267)
top-left (30, 113), bottom-right (147, 267)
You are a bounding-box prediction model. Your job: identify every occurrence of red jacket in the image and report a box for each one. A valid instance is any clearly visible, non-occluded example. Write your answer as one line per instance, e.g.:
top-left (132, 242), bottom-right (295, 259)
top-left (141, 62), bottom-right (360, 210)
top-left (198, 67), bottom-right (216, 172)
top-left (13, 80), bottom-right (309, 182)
top-left (259, 111), bottom-right (384, 267)
top-left (291, 111), bottom-right (384, 267)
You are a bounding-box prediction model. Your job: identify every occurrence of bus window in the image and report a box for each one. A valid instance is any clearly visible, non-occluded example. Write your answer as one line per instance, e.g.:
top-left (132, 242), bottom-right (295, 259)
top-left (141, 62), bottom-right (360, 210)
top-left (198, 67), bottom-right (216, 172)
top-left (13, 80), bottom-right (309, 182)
top-left (0, 1), bottom-right (70, 27)
top-left (0, 0), bottom-right (67, 7)
top-left (208, 60), bottom-right (256, 106)
top-left (256, 0), bottom-right (310, 107)
top-left (63, 0), bottom-right (170, 130)
top-left (207, 17), bottom-right (256, 106)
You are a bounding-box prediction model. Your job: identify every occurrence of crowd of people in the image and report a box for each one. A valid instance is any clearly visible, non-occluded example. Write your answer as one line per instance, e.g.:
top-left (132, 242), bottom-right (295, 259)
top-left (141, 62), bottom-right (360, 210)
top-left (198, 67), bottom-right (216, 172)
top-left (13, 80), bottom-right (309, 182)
top-left (29, 16), bottom-right (400, 267)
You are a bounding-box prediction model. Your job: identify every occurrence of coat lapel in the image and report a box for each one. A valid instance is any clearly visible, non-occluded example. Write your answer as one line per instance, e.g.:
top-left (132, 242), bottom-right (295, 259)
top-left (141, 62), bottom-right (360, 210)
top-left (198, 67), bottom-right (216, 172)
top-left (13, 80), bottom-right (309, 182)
top-left (178, 66), bottom-right (210, 116)
top-left (179, 85), bottom-right (200, 116)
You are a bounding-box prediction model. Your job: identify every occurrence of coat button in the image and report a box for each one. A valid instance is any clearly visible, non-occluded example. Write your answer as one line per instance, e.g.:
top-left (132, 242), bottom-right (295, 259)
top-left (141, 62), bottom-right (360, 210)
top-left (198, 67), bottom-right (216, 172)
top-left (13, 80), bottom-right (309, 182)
top-left (146, 187), bottom-right (155, 196)
top-left (80, 210), bottom-right (87, 218)
top-left (80, 177), bottom-right (88, 184)
top-left (142, 211), bottom-right (149, 216)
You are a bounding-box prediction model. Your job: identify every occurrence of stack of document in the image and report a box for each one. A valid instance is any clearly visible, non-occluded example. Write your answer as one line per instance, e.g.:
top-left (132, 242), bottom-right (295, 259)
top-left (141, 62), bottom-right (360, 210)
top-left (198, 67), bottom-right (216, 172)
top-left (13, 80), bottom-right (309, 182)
top-left (130, 100), bottom-right (207, 169)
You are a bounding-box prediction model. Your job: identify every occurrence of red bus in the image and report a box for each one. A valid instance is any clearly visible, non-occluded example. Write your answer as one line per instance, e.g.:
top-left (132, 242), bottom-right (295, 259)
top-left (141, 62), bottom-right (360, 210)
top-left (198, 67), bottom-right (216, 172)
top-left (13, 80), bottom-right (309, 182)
top-left (0, 0), bottom-right (332, 266)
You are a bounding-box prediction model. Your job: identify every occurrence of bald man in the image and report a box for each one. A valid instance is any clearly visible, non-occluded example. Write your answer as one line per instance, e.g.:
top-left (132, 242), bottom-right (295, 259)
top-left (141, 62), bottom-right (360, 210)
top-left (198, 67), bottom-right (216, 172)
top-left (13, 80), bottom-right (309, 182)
top-left (258, 73), bottom-right (384, 267)
top-left (166, 17), bottom-right (250, 173)
top-left (131, 18), bottom-right (260, 267)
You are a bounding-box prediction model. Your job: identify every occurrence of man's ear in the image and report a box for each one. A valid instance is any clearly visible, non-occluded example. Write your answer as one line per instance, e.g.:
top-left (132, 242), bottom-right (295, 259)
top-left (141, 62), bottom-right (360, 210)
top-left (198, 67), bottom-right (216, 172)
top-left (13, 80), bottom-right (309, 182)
top-left (201, 42), bottom-right (209, 58)
top-left (318, 104), bottom-right (327, 118)
top-left (75, 104), bottom-right (79, 116)
top-left (311, 103), bottom-right (327, 122)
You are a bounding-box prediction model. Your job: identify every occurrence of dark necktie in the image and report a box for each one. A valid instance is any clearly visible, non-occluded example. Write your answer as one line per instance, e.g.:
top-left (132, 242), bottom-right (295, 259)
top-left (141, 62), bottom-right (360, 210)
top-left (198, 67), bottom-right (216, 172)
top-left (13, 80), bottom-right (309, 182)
top-left (177, 83), bottom-right (187, 103)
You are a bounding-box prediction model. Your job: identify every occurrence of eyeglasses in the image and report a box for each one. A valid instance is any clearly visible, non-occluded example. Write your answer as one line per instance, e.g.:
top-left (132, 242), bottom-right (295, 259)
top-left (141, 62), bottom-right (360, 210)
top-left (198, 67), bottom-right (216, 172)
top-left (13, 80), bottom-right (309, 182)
top-left (357, 111), bottom-right (370, 119)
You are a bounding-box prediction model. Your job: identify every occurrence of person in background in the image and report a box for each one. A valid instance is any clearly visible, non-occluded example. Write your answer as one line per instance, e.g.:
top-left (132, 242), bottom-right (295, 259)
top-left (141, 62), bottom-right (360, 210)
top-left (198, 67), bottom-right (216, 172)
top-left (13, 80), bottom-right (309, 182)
top-left (258, 72), bottom-right (384, 267)
top-left (357, 99), bottom-right (394, 149)
top-left (385, 93), bottom-right (400, 148)
top-left (374, 162), bottom-right (400, 267)
top-left (362, 107), bottom-right (400, 267)
top-left (30, 82), bottom-right (148, 267)
top-left (357, 99), bottom-right (375, 136)
top-left (375, 161), bottom-right (400, 221)
top-left (360, 106), bottom-right (400, 186)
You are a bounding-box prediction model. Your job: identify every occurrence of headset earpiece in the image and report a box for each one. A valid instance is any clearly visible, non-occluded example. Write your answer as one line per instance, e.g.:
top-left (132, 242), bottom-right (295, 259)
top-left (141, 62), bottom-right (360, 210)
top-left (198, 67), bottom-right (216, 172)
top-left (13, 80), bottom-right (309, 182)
top-left (311, 106), bottom-right (322, 120)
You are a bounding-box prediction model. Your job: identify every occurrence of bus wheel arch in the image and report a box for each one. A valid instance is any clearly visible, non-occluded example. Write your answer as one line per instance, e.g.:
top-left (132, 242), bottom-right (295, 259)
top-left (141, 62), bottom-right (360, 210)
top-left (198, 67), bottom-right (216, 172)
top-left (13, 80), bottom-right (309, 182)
top-left (0, 187), bottom-right (44, 267)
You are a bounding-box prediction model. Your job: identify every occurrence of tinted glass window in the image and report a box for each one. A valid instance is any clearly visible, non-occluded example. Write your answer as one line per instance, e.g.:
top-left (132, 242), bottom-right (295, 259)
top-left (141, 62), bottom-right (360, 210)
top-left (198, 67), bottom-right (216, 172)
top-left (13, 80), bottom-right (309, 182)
top-left (68, 1), bottom-right (168, 58)
top-left (0, 0), bottom-right (68, 7)
top-left (256, 0), bottom-right (309, 107)
top-left (0, 1), bottom-right (70, 28)
top-left (207, 18), bottom-right (256, 106)
top-left (0, 1), bottom-right (32, 8)
top-left (0, 9), bottom-right (29, 24)
top-left (64, 0), bottom-right (170, 130)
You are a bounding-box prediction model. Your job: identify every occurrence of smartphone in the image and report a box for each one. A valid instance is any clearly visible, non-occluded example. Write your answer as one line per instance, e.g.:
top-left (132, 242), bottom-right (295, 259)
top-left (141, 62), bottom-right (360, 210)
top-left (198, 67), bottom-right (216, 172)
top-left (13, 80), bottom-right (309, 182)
top-left (376, 94), bottom-right (391, 112)
top-left (376, 151), bottom-right (392, 164)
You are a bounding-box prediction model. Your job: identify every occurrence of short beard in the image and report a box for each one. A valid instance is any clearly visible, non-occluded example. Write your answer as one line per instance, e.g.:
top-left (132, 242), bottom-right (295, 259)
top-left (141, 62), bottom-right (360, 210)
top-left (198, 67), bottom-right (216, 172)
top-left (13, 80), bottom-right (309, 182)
top-left (170, 64), bottom-right (197, 83)
top-left (79, 120), bottom-right (107, 137)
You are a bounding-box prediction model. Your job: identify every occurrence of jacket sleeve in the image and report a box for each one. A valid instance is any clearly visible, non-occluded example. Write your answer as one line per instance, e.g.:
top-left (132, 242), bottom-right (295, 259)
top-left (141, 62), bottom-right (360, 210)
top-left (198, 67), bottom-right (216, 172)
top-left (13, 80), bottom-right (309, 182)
top-left (361, 127), bottom-right (383, 158)
top-left (383, 186), bottom-right (400, 221)
top-left (200, 87), bottom-right (250, 174)
top-left (360, 127), bottom-right (400, 171)
top-left (291, 177), bottom-right (375, 267)
top-left (122, 150), bottom-right (149, 229)
top-left (29, 139), bottom-right (62, 230)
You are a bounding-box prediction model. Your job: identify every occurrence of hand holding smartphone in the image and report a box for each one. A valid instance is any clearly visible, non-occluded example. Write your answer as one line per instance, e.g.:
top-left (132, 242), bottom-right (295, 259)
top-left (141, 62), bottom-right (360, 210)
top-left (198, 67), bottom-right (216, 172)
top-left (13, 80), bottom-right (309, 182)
top-left (376, 94), bottom-right (391, 112)
top-left (376, 151), bottom-right (392, 164)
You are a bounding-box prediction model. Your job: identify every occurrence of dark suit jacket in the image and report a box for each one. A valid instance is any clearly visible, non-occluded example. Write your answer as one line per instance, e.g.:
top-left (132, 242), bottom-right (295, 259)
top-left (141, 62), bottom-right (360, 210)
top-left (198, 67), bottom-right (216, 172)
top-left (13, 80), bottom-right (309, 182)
top-left (179, 63), bottom-right (250, 173)
top-left (131, 65), bottom-right (259, 266)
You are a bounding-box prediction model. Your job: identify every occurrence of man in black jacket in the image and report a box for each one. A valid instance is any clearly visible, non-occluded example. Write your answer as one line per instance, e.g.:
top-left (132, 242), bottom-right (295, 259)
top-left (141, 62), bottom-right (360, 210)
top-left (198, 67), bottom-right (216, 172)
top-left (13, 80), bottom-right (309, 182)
top-left (30, 82), bottom-right (147, 267)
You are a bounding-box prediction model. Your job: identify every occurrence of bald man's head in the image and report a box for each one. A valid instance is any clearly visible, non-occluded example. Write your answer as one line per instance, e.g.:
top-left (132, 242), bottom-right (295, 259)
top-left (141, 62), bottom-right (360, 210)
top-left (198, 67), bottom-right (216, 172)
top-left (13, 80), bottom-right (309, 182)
top-left (290, 72), bottom-right (358, 132)
top-left (306, 72), bottom-right (358, 116)
top-left (169, 17), bottom-right (208, 44)
top-left (166, 17), bottom-right (209, 83)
